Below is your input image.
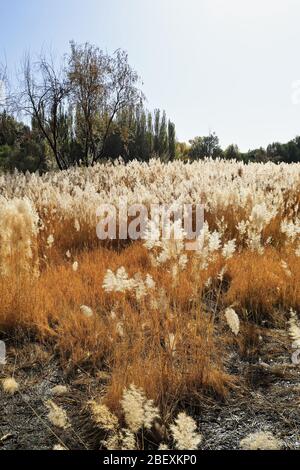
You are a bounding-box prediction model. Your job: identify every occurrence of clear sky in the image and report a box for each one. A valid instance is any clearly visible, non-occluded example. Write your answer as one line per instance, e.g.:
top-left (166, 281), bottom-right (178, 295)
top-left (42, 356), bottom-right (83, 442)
top-left (1, 0), bottom-right (300, 151)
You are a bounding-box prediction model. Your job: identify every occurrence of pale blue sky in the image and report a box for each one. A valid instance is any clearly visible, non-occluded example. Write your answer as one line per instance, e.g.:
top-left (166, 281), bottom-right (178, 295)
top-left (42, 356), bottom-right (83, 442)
top-left (1, 0), bottom-right (300, 151)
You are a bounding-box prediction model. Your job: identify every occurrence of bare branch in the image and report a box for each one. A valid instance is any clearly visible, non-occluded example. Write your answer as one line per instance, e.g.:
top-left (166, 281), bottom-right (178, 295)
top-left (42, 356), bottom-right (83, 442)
top-left (17, 52), bottom-right (71, 170)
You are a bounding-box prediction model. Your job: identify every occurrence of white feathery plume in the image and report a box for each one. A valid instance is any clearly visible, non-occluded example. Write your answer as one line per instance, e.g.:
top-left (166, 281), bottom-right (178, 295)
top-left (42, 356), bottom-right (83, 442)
top-left (222, 239), bottom-right (236, 259)
top-left (288, 309), bottom-right (300, 349)
top-left (240, 431), bottom-right (282, 450)
top-left (2, 377), bottom-right (19, 395)
top-left (225, 307), bottom-right (240, 335)
top-left (72, 261), bottom-right (79, 272)
top-left (47, 234), bottom-right (54, 248)
top-left (170, 412), bottom-right (202, 450)
top-left (45, 400), bottom-right (70, 429)
top-left (121, 384), bottom-right (160, 433)
top-left (80, 305), bottom-right (93, 318)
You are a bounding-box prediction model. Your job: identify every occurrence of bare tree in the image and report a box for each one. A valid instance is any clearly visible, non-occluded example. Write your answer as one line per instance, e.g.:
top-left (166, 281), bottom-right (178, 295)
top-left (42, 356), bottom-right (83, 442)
top-left (18, 53), bottom-right (71, 170)
top-left (5, 43), bottom-right (144, 170)
top-left (0, 62), bottom-right (8, 111)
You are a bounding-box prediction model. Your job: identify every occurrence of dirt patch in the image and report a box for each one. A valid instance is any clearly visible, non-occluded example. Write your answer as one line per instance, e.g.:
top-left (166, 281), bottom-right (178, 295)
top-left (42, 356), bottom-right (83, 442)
top-left (1, 329), bottom-right (300, 450)
top-left (0, 343), bottom-right (106, 450)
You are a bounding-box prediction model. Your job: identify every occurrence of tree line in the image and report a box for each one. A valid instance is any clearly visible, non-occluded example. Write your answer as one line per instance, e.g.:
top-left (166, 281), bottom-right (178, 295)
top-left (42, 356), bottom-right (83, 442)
top-left (0, 43), bottom-right (300, 173)
top-left (0, 42), bottom-right (176, 172)
top-left (186, 132), bottom-right (300, 163)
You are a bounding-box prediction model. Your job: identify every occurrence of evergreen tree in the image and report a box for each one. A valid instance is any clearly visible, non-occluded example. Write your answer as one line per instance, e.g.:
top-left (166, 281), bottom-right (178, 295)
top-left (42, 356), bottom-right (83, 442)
top-left (168, 120), bottom-right (176, 161)
top-left (153, 109), bottom-right (160, 154)
top-left (158, 110), bottom-right (168, 156)
top-left (146, 112), bottom-right (153, 158)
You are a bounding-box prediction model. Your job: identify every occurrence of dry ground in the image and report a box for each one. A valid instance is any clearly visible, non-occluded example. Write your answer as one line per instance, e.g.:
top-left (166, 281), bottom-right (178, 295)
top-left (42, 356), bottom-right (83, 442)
top-left (1, 322), bottom-right (300, 450)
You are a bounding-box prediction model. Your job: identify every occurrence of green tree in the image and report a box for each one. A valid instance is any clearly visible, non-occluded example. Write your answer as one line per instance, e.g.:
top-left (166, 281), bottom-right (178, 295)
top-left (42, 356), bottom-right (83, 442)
top-left (189, 132), bottom-right (222, 160)
top-left (224, 144), bottom-right (240, 160)
top-left (158, 111), bottom-right (168, 156)
top-left (168, 120), bottom-right (176, 161)
top-left (153, 109), bottom-right (160, 155)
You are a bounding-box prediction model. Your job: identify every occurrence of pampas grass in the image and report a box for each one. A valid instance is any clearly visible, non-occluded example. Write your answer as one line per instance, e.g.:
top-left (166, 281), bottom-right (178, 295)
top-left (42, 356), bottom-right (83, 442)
top-left (225, 308), bottom-right (240, 335)
top-left (88, 400), bottom-right (119, 432)
top-left (51, 385), bottom-right (68, 396)
top-left (121, 384), bottom-right (160, 433)
top-left (89, 384), bottom-right (203, 451)
top-left (0, 159), bottom-right (299, 443)
top-left (288, 309), bottom-right (300, 348)
top-left (53, 444), bottom-right (67, 450)
top-left (80, 305), bottom-right (93, 318)
top-left (45, 400), bottom-right (70, 429)
top-left (240, 431), bottom-right (283, 450)
top-left (170, 412), bottom-right (202, 450)
top-left (2, 377), bottom-right (19, 395)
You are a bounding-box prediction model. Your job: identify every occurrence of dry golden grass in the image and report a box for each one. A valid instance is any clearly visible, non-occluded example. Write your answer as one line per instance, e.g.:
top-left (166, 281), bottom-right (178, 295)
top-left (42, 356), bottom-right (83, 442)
top-left (0, 243), bottom-right (233, 410)
top-left (1, 235), bottom-right (299, 415)
top-left (225, 247), bottom-right (300, 325)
